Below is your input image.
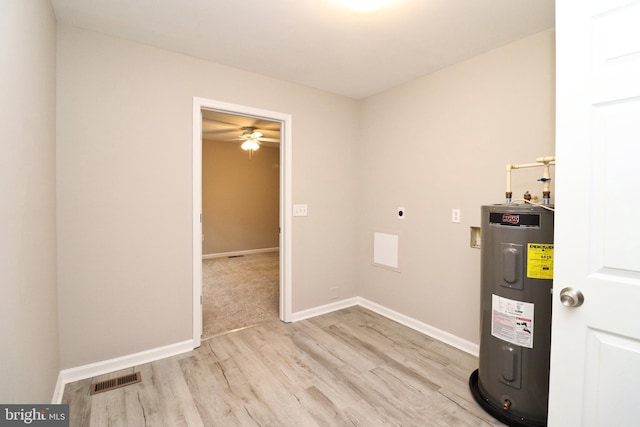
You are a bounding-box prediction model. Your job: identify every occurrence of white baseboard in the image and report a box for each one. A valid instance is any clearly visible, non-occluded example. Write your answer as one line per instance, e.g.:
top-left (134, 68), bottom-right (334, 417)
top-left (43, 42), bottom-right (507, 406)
top-left (356, 297), bottom-right (479, 357)
top-left (52, 339), bottom-right (194, 404)
top-left (290, 297), bottom-right (478, 357)
top-left (290, 297), bottom-right (359, 322)
top-left (203, 247), bottom-right (279, 260)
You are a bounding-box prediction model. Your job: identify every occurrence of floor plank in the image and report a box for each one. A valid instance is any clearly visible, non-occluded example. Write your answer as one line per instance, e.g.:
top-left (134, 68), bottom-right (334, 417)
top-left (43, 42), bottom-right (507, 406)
top-left (62, 307), bottom-right (505, 426)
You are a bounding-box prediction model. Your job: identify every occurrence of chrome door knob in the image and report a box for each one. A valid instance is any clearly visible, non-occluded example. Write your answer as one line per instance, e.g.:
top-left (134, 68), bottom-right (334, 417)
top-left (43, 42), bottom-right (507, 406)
top-left (560, 287), bottom-right (584, 307)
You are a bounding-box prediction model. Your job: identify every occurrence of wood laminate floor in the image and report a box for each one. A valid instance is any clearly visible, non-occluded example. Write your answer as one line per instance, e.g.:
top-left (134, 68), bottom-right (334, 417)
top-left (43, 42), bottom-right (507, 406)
top-left (62, 306), bottom-right (504, 426)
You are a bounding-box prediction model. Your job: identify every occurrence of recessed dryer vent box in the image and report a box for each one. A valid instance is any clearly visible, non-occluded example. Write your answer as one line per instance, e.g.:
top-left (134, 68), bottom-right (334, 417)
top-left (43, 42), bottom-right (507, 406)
top-left (470, 226), bottom-right (481, 249)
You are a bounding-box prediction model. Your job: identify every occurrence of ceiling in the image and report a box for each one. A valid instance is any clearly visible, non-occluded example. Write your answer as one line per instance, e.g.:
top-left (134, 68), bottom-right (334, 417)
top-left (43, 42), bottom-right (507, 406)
top-left (50, 0), bottom-right (555, 100)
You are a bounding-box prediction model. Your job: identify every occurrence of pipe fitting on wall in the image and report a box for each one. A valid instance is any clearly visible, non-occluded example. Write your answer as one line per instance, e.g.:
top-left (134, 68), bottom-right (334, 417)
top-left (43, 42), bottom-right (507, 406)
top-left (505, 156), bottom-right (555, 204)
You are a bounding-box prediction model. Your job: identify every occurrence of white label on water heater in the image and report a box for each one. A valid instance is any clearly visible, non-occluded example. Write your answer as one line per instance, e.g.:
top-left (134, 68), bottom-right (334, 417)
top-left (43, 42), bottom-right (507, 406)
top-left (491, 294), bottom-right (534, 348)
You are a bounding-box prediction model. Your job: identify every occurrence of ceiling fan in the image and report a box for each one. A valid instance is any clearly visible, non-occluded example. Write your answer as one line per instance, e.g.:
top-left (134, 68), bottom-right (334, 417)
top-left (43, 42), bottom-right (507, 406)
top-left (239, 127), bottom-right (263, 156)
top-left (200, 111), bottom-right (281, 160)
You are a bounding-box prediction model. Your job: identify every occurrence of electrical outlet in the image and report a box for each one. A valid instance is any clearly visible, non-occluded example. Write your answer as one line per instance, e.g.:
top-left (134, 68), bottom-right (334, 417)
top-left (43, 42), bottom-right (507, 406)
top-left (398, 207), bottom-right (405, 219)
top-left (452, 209), bottom-right (461, 223)
top-left (293, 204), bottom-right (308, 217)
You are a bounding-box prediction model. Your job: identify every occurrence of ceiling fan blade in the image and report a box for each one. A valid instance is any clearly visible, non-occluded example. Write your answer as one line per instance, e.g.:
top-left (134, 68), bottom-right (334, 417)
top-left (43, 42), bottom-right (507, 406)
top-left (202, 128), bottom-right (237, 136)
top-left (201, 120), bottom-right (237, 131)
top-left (201, 111), bottom-right (250, 127)
top-left (202, 130), bottom-right (242, 141)
top-left (259, 137), bottom-right (280, 143)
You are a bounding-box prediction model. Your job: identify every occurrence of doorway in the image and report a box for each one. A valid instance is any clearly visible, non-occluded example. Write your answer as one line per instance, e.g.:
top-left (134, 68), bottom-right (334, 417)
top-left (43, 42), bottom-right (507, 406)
top-left (202, 112), bottom-right (280, 339)
top-left (192, 98), bottom-right (292, 348)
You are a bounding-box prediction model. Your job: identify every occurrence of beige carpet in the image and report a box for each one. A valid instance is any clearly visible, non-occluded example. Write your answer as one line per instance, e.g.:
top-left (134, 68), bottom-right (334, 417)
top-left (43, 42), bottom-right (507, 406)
top-left (202, 252), bottom-right (279, 339)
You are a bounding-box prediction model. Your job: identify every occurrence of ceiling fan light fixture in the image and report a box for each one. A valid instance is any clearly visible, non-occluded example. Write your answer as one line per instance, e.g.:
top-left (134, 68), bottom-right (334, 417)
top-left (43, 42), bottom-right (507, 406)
top-left (241, 139), bottom-right (260, 151)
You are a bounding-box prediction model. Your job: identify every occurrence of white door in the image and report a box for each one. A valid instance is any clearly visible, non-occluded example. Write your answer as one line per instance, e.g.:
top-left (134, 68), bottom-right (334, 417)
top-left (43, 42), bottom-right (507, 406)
top-left (549, 1), bottom-right (640, 425)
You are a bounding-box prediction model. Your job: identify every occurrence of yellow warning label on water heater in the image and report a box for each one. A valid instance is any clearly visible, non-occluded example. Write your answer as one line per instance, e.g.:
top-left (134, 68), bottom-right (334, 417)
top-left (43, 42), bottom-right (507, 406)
top-left (527, 243), bottom-right (554, 279)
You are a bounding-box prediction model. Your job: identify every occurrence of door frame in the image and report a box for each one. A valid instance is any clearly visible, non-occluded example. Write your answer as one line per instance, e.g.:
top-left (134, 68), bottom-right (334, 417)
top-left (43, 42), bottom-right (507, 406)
top-left (192, 97), bottom-right (293, 348)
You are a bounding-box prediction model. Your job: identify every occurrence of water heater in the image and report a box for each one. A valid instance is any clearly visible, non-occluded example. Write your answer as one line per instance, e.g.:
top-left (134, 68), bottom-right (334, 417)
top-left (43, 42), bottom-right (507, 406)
top-left (469, 204), bottom-right (554, 427)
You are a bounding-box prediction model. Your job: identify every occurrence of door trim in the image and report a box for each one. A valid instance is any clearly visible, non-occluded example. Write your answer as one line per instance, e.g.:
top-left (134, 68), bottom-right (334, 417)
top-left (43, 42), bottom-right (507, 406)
top-left (192, 97), bottom-right (293, 348)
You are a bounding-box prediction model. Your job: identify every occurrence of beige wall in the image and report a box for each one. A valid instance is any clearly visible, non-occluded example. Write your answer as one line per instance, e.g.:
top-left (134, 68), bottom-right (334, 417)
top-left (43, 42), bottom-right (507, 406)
top-left (358, 29), bottom-right (556, 345)
top-left (56, 25), bottom-right (361, 368)
top-left (55, 22), bottom-right (553, 370)
top-left (202, 140), bottom-right (279, 255)
top-left (0, 0), bottom-right (59, 402)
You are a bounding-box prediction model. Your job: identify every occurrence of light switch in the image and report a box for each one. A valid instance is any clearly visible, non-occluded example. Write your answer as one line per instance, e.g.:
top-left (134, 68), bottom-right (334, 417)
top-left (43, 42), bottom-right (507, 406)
top-left (293, 204), bottom-right (308, 217)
